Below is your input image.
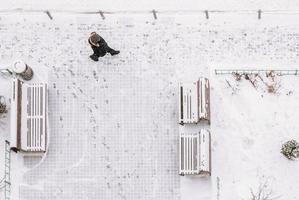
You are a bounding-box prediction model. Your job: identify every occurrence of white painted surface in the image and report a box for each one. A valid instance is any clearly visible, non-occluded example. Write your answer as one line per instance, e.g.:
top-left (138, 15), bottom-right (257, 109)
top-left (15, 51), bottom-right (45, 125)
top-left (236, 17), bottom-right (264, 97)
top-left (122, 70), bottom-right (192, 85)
top-left (0, 4), bottom-right (298, 200)
top-left (2, 0), bottom-right (299, 11)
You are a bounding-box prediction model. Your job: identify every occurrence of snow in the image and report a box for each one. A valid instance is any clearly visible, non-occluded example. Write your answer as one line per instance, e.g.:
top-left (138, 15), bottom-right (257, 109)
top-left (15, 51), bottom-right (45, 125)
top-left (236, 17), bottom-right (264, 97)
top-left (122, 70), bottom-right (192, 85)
top-left (0, 6), bottom-right (299, 200)
top-left (211, 73), bottom-right (299, 199)
top-left (3, 0), bottom-right (299, 11)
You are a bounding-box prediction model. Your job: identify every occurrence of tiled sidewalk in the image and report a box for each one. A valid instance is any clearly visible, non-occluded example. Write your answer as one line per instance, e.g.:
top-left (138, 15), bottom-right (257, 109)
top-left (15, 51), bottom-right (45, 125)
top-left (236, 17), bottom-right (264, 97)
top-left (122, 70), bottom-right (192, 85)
top-left (1, 13), bottom-right (299, 200)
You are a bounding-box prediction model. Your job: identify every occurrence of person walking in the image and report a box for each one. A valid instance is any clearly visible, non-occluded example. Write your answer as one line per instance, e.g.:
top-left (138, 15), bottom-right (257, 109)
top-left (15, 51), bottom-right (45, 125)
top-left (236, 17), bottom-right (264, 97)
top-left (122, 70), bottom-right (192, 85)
top-left (88, 32), bottom-right (120, 61)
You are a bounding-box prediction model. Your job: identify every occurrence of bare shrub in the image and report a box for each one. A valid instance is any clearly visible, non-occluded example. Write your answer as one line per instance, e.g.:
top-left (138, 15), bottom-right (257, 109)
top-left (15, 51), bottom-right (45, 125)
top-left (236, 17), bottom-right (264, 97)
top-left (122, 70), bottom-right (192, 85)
top-left (266, 83), bottom-right (280, 94)
top-left (0, 96), bottom-right (7, 115)
top-left (231, 71), bottom-right (281, 94)
top-left (233, 72), bottom-right (242, 81)
top-left (246, 74), bottom-right (258, 88)
top-left (266, 70), bottom-right (275, 81)
top-left (225, 79), bottom-right (239, 94)
top-left (249, 179), bottom-right (279, 200)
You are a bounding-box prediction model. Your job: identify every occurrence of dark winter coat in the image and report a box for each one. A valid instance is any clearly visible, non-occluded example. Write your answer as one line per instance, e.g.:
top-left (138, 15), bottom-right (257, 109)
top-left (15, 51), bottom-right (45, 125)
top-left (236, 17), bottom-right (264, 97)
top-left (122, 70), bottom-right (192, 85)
top-left (89, 36), bottom-right (114, 57)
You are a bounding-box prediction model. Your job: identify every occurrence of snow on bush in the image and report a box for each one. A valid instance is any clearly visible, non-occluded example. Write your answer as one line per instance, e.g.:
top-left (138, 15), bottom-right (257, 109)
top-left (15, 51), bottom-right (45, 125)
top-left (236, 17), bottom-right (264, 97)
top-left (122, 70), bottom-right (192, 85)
top-left (0, 96), bottom-right (7, 115)
top-left (281, 140), bottom-right (299, 160)
top-left (0, 96), bottom-right (7, 130)
top-left (231, 71), bottom-right (281, 94)
top-left (249, 179), bottom-right (279, 200)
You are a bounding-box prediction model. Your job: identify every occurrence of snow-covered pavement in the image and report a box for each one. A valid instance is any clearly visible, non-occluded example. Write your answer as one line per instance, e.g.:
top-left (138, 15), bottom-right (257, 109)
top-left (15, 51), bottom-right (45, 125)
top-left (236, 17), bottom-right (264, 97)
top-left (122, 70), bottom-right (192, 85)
top-left (0, 12), bottom-right (299, 200)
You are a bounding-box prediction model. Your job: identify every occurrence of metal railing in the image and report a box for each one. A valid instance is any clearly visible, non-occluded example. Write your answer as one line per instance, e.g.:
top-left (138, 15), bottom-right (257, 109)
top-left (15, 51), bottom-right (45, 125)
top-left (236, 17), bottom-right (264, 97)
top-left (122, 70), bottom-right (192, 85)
top-left (1, 9), bottom-right (299, 20)
top-left (214, 69), bottom-right (299, 75)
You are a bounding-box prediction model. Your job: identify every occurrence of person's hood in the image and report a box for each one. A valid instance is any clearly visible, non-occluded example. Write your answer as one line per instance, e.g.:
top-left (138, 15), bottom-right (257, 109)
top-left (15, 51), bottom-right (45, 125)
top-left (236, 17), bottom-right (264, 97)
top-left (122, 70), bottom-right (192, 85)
top-left (89, 32), bottom-right (101, 46)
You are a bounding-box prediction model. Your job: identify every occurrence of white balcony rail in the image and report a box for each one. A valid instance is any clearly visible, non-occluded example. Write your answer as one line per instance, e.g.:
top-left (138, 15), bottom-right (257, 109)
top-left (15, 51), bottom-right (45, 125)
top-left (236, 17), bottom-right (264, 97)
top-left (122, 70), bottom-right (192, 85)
top-left (179, 129), bottom-right (211, 176)
top-left (198, 78), bottom-right (210, 122)
top-left (10, 78), bottom-right (47, 153)
top-left (179, 78), bottom-right (210, 125)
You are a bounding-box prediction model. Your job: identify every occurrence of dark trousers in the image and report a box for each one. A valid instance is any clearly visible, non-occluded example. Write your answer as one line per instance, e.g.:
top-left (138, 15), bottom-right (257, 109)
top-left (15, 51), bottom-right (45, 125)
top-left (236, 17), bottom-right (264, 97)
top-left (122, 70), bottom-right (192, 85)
top-left (91, 43), bottom-right (118, 57)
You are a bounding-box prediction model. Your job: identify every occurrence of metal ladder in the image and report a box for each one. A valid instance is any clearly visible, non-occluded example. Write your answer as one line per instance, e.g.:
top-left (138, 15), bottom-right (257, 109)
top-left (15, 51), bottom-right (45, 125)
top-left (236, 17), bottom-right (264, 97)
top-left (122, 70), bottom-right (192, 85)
top-left (4, 140), bottom-right (11, 200)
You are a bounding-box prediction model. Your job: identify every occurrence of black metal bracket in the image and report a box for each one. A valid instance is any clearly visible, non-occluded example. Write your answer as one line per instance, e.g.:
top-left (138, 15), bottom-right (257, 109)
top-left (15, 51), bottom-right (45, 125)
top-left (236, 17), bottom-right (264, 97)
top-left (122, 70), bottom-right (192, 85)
top-left (258, 9), bottom-right (262, 19)
top-left (99, 10), bottom-right (105, 20)
top-left (152, 10), bottom-right (157, 20)
top-left (45, 10), bottom-right (53, 20)
top-left (205, 10), bottom-right (209, 19)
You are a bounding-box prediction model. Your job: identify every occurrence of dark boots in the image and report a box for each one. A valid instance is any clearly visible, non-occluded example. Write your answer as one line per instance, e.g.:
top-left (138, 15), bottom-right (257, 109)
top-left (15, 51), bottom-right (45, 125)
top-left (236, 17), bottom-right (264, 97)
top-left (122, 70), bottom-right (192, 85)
top-left (90, 54), bottom-right (99, 61)
top-left (90, 51), bottom-right (120, 61)
top-left (88, 32), bottom-right (120, 61)
top-left (110, 50), bottom-right (120, 56)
